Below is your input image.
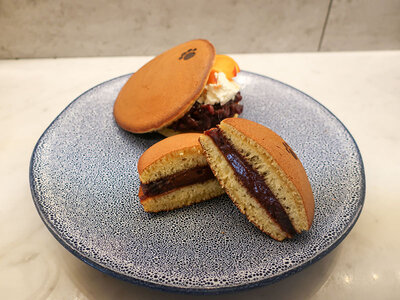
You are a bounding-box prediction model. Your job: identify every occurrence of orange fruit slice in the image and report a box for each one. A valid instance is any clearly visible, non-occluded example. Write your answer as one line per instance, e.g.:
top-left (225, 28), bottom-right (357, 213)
top-left (207, 54), bottom-right (240, 84)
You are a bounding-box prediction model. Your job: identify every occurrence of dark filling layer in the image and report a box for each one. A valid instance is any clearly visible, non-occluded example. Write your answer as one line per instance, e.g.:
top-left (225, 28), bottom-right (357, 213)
top-left (205, 128), bottom-right (296, 236)
top-left (140, 165), bottom-right (214, 199)
top-left (168, 92), bottom-right (243, 132)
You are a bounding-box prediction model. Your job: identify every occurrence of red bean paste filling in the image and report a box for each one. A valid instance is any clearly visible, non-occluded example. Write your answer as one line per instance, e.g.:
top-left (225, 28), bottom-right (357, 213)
top-left (140, 165), bottom-right (214, 200)
top-left (168, 92), bottom-right (243, 132)
top-left (205, 128), bottom-right (296, 236)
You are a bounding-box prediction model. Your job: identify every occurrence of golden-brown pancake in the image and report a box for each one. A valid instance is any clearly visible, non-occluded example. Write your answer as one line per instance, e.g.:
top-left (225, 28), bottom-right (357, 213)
top-left (114, 40), bottom-right (215, 133)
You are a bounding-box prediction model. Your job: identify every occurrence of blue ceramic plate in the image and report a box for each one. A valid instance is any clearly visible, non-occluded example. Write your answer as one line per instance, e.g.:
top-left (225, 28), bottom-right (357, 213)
top-left (30, 72), bottom-right (365, 294)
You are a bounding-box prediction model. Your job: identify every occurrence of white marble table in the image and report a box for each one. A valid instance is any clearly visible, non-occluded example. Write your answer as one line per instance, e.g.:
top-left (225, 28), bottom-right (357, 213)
top-left (1, 51), bottom-right (399, 299)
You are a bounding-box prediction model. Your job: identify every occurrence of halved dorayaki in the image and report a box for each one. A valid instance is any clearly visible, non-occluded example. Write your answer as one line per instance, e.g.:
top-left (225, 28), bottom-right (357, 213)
top-left (138, 133), bottom-right (224, 212)
top-left (199, 118), bottom-right (314, 241)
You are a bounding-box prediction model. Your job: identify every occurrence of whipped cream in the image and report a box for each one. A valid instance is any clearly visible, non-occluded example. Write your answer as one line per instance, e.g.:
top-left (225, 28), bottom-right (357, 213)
top-left (197, 72), bottom-right (240, 106)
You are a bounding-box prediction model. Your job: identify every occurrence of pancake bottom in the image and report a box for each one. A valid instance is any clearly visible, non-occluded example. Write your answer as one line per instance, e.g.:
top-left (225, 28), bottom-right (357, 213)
top-left (140, 179), bottom-right (224, 212)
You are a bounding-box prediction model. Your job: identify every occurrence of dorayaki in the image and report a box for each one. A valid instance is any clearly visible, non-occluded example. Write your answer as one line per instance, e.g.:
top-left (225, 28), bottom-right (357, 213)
top-left (137, 133), bottom-right (224, 212)
top-left (114, 39), bottom-right (243, 136)
top-left (199, 118), bottom-right (315, 241)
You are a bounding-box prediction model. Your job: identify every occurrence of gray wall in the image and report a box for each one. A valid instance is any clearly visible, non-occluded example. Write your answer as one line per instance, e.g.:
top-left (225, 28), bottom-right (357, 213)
top-left (0, 0), bottom-right (399, 59)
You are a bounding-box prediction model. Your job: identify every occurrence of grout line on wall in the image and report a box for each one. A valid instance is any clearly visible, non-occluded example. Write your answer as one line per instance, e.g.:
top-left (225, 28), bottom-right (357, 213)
top-left (318, 0), bottom-right (333, 51)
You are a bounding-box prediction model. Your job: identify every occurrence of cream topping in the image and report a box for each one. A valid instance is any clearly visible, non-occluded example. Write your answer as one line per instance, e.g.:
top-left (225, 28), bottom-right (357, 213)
top-left (197, 72), bottom-right (240, 106)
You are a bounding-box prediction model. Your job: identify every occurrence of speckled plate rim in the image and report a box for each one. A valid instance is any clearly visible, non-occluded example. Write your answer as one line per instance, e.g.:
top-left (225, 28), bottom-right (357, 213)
top-left (29, 71), bottom-right (366, 295)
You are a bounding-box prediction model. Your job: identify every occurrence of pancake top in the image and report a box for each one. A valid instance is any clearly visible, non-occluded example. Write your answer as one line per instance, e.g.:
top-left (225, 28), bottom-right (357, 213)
top-left (137, 133), bottom-right (203, 175)
top-left (114, 39), bottom-right (216, 133)
top-left (221, 118), bottom-right (315, 226)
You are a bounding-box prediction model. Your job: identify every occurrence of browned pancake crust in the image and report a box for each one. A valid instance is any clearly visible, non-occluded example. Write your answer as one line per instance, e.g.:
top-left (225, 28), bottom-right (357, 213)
top-left (114, 39), bottom-right (216, 133)
top-left (137, 133), bottom-right (203, 176)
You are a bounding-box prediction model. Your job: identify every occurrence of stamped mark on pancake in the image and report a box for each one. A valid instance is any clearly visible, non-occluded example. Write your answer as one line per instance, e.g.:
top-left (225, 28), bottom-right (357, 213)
top-left (283, 142), bottom-right (298, 160)
top-left (179, 48), bottom-right (197, 60)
